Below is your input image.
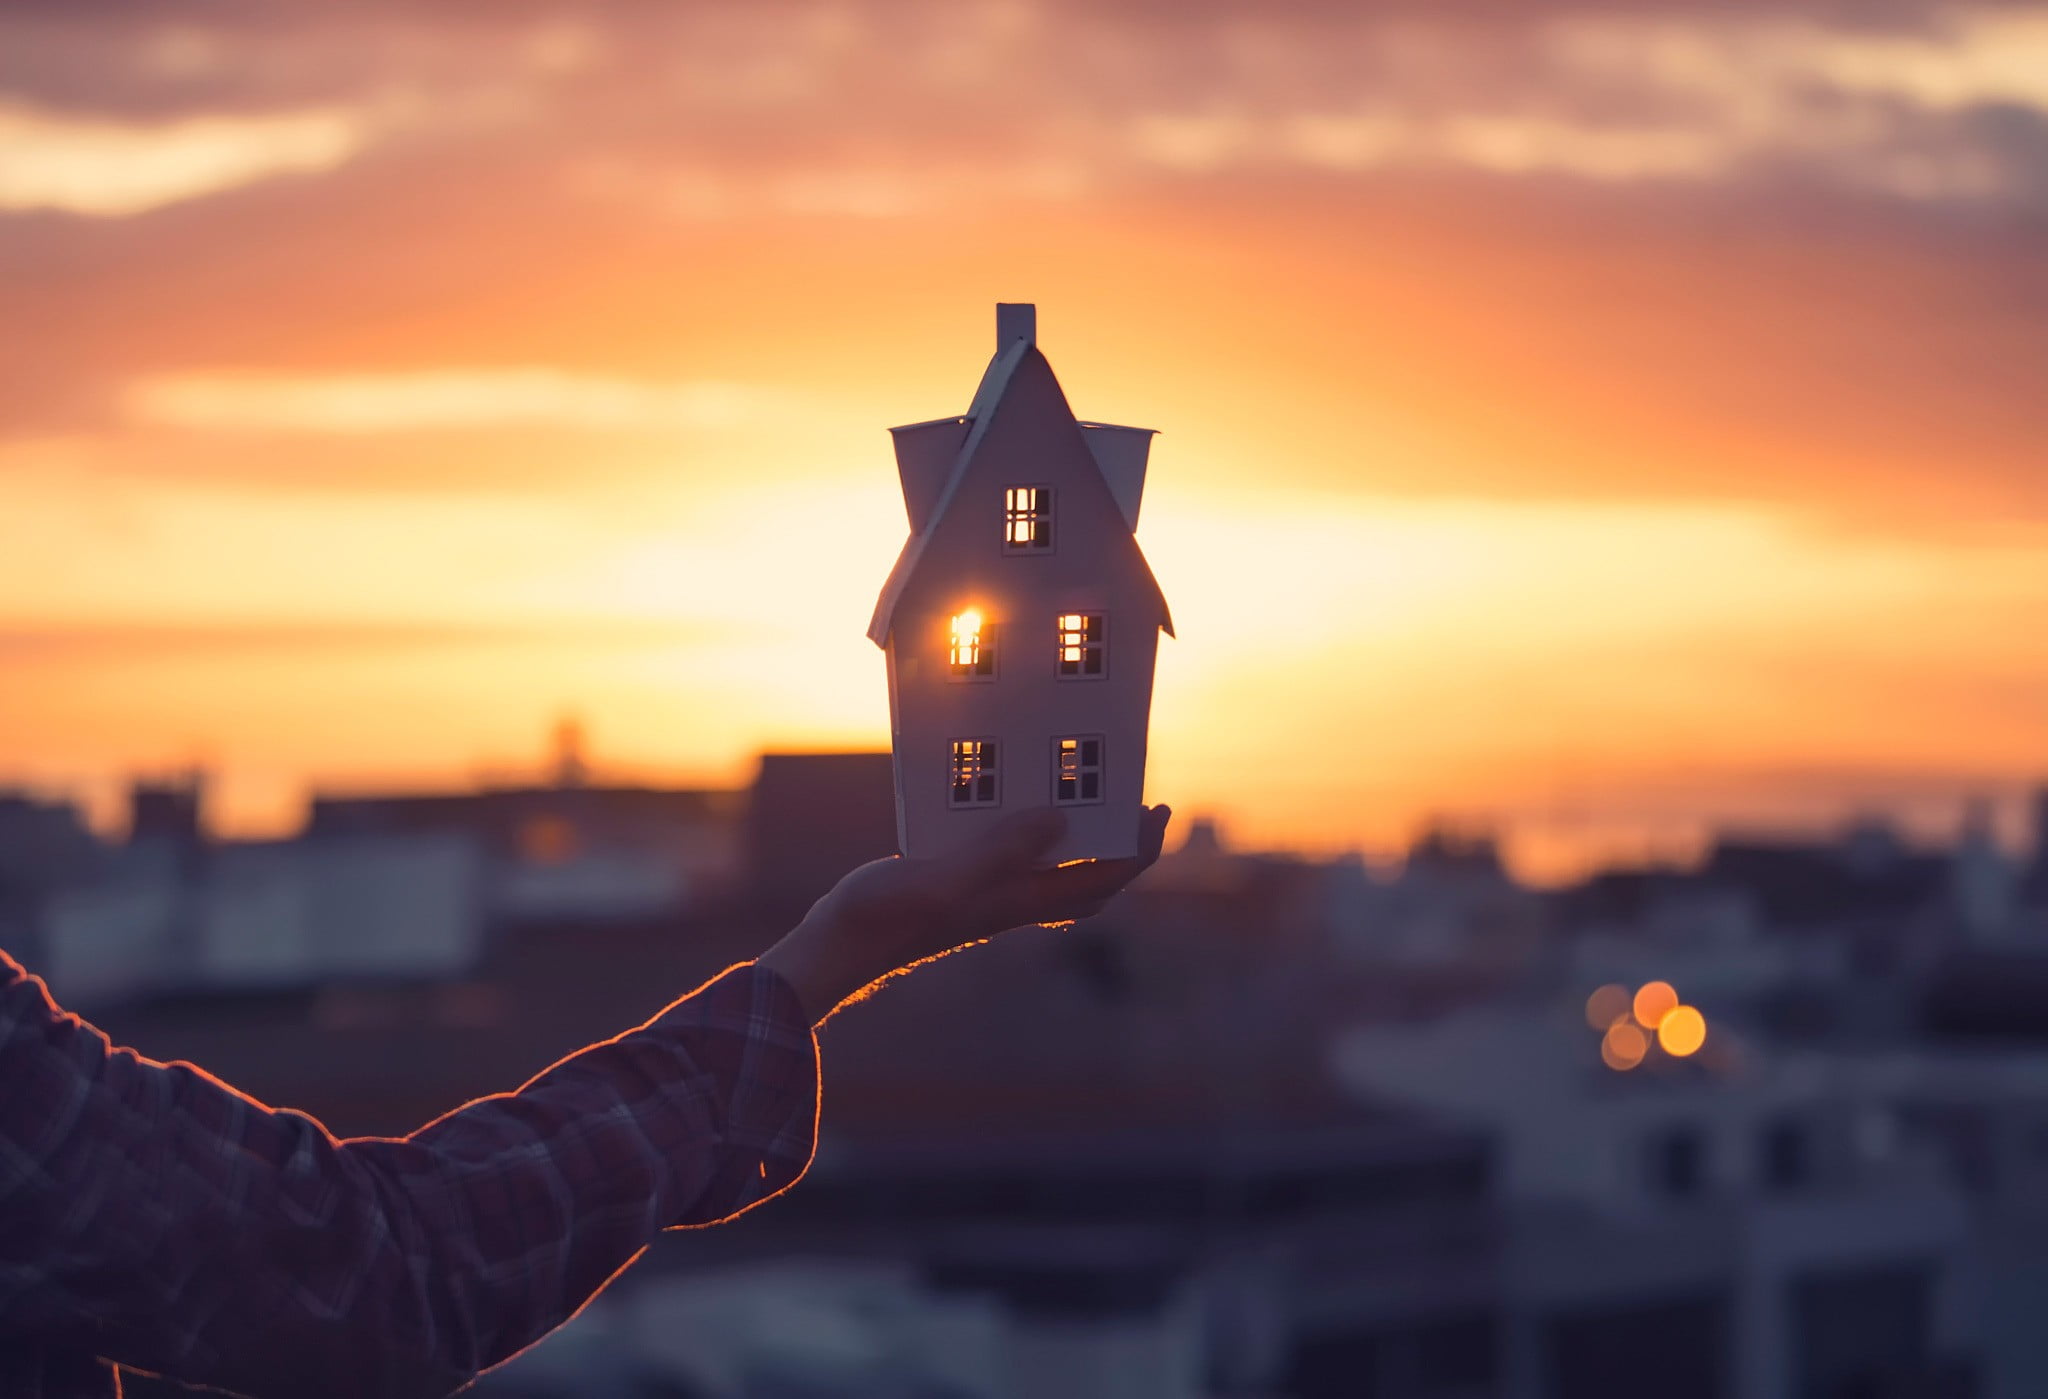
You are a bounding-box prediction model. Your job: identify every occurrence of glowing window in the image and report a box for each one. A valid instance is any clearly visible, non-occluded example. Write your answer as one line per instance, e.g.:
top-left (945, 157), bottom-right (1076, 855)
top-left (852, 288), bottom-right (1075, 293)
top-left (1003, 486), bottom-right (1053, 551)
top-left (1056, 613), bottom-right (1106, 679)
top-left (949, 739), bottom-right (1000, 806)
top-left (1053, 736), bottom-right (1104, 805)
top-left (517, 816), bottom-right (579, 866)
top-left (948, 610), bottom-right (996, 680)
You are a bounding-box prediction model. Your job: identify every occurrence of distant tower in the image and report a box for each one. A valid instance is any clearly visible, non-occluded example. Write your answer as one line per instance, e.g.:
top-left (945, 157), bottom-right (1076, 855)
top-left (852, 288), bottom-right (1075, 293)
top-left (551, 715), bottom-right (588, 789)
top-left (1179, 815), bottom-right (1226, 860)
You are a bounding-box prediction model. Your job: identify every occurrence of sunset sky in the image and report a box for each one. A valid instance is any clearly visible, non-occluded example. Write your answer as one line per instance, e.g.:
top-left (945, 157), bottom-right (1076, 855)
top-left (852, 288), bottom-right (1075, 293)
top-left (3, 0), bottom-right (2046, 879)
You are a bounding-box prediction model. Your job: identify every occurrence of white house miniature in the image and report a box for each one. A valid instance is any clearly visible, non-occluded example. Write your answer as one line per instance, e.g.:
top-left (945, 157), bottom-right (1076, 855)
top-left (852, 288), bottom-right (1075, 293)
top-left (868, 303), bottom-right (1174, 864)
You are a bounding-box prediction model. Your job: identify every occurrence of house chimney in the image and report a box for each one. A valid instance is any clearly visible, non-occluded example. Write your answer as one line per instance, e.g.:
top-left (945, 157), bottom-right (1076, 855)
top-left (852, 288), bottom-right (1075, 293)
top-left (997, 303), bottom-right (1036, 348)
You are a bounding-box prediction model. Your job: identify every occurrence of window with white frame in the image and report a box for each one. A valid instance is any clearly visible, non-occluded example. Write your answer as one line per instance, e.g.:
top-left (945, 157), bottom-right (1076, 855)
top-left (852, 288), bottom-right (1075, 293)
top-left (1053, 736), bottom-right (1104, 805)
top-left (948, 610), bottom-right (996, 680)
top-left (1056, 613), bottom-right (1106, 679)
top-left (1003, 486), bottom-right (1053, 551)
top-left (950, 739), bottom-right (1000, 806)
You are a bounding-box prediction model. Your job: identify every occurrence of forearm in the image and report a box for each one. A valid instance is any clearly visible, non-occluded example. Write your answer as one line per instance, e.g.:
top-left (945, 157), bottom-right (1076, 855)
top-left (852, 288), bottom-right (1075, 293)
top-left (303, 964), bottom-right (817, 1393)
top-left (0, 957), bottom-right (817, 1398)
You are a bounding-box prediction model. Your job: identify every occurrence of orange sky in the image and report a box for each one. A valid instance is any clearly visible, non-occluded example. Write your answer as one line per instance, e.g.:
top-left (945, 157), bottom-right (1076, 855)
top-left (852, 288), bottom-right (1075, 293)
top-left (2, 2), bottom-right (2045, 881)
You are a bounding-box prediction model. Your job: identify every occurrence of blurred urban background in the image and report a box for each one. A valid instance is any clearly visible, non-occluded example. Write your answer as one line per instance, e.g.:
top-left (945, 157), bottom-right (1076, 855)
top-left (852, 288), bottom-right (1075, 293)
top-left (5, 737), bottom-right (2048, 1398)
top-left (5, 0), bottom-right (2048, 1395)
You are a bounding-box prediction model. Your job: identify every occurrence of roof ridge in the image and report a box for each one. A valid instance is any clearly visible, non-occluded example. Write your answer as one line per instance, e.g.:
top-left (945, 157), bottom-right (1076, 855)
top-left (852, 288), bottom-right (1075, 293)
top-left (867, 342), bottom-right (1172, 647)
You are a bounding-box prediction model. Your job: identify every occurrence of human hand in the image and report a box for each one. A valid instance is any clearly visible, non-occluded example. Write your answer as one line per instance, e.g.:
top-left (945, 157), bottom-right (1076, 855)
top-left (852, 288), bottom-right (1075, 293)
top-left (756, 804), bottom-right (1171, 1024)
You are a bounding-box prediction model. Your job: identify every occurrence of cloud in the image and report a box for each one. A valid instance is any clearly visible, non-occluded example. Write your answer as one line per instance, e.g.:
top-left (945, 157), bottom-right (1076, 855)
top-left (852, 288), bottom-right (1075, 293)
top-left (8, 3), bottom-right (2048, 222)
top-left (1087, 7), bottom-right (2048, 201)
top-left (1559, 9), bottom-right (2048, 114)
top-left (3, 0), bottom-right (2046, 524)
top-left (1149, 109), bottom-right (1736, 183)
top-left (0, 100), bottom-right (376, 217)
top-left (122, 370), bottom-right (782, 434)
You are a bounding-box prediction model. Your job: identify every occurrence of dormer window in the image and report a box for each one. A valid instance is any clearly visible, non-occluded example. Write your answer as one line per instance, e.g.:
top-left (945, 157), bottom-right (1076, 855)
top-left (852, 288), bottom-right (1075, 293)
top-left (950, 739), bottom-right (1000, 806)
top-left (1056, 613), bottom-right (1106, 679)
top-left (1003, 486), bottom-right (1053, 551)
top-left (948, 610), bottom-right (996, 680)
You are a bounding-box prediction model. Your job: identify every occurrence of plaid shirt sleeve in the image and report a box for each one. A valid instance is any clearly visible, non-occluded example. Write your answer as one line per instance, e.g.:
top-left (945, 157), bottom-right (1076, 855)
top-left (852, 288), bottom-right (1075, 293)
top-left (0, 948), bottom-right (819, 1399)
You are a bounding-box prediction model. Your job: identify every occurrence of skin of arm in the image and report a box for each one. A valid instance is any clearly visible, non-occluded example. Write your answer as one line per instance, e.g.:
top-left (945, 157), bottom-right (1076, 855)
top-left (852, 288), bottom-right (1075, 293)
top-left (0, 803), bottom-right (1169, 1399)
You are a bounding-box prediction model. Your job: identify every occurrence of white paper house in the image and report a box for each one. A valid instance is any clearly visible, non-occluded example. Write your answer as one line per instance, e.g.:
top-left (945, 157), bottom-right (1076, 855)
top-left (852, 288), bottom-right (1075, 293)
top-left (869, 303), bottom-right (1174, 863)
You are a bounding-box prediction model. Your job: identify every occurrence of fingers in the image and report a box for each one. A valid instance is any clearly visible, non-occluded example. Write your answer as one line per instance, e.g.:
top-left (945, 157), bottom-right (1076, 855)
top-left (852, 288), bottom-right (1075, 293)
top-left (954, 803), bottom-right (1172, 932)
top-left (1056, 896), bottom-right (1115, 924)
top-left (943, 807), bottom-right (1067, 893)
top-left (1009, 805), bottom-right (1173, 916)
top-left (1021, 855), bottom-right (1146, 913)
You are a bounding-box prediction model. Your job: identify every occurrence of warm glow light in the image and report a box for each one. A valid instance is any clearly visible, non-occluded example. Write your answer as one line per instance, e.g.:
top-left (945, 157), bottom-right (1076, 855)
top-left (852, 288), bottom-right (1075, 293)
top-left (517, 815), bottom-right (579, 866)
top-left (1059, 613), bottom-right (1084, 664)
top-left (1585, 983), bottom-right (1631, 1031)
top-left (1659, 1004), bottom-right (1708, 1057)
top-left (1601, 1020), bottom-right (1648, 1071)
top-left (1632, 981), bottom-right (1679, 1030)
top-left (949, 610), bottom-right (982, 666)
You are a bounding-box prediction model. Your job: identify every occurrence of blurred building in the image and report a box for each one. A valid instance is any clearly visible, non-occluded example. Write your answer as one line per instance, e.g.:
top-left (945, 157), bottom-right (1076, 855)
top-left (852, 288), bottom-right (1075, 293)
top-left (1335, 1005), bottom-right (1979, 1399)
top-left (42, 787), bottom-right (487, 1006)
top-left (2020, 787), bottom-right (2048, 928)
top-left (743, 752), bottom-right (898, 917)
top-left (0, 790), bottom-right (103, 969)
top-left (35, 769), bottom-right (2048, 1398)
top-left (310, 780), bottom-right (742, 925)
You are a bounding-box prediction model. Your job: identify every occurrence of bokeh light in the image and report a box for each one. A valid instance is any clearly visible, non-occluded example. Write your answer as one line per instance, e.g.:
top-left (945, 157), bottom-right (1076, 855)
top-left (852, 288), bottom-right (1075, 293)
top-left (1584, 983), bottom-right (1631, 1031)
top-left (1632, 981), bottom-right (1679, 1030)
top-left (1659, 1004), bottom-right (1708, 1057)
top-left (1601, 1020), bottom-right (1648, 1071)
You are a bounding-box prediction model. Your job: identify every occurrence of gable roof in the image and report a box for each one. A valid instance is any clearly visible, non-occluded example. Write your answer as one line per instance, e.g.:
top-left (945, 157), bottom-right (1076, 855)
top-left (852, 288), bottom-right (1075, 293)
top-left (867, 333), bottom-right (1174, 648)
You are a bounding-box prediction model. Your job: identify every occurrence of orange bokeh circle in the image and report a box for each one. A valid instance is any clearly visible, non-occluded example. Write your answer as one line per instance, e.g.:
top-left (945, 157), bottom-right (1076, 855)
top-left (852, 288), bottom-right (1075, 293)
top-left (1585, 984), bottom-right (1631, 1032)
top-left (1633, 980), bottom-right (1679, 1030)
top-left (1602, 1020), bottom-right (1648, 1071)
top-left (1659, 1005), bottom-right (1708, 1057)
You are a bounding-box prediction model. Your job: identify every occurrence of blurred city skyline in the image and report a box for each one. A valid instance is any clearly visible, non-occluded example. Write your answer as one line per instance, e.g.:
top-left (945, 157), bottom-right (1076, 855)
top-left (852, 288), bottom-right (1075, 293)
top-left (3, 1), bottom-right (2046, 882)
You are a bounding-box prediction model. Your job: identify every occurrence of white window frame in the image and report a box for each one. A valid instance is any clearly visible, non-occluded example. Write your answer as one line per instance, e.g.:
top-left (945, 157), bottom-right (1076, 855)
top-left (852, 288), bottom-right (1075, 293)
top-left (948, 611), bottom-right (997, 682)
top-left (949, 738), bottom-right (1001, 807)
top-left (1002, 485), bottom-right (1054, 553)
top-left (1055, 612), bottom-right (1107, 680)
top-left (1052, 735), bottom-right (1105, 806)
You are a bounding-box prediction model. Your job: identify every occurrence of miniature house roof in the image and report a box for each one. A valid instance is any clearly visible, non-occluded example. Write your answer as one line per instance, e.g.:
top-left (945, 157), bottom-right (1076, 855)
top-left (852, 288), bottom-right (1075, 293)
top-left (866, 304), bottom-right (1174, 648)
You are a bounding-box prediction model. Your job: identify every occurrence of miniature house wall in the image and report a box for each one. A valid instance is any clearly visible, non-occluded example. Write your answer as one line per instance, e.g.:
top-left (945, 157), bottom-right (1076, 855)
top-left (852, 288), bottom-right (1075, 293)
top-left (869, 304), bottom-right (1173, 864)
